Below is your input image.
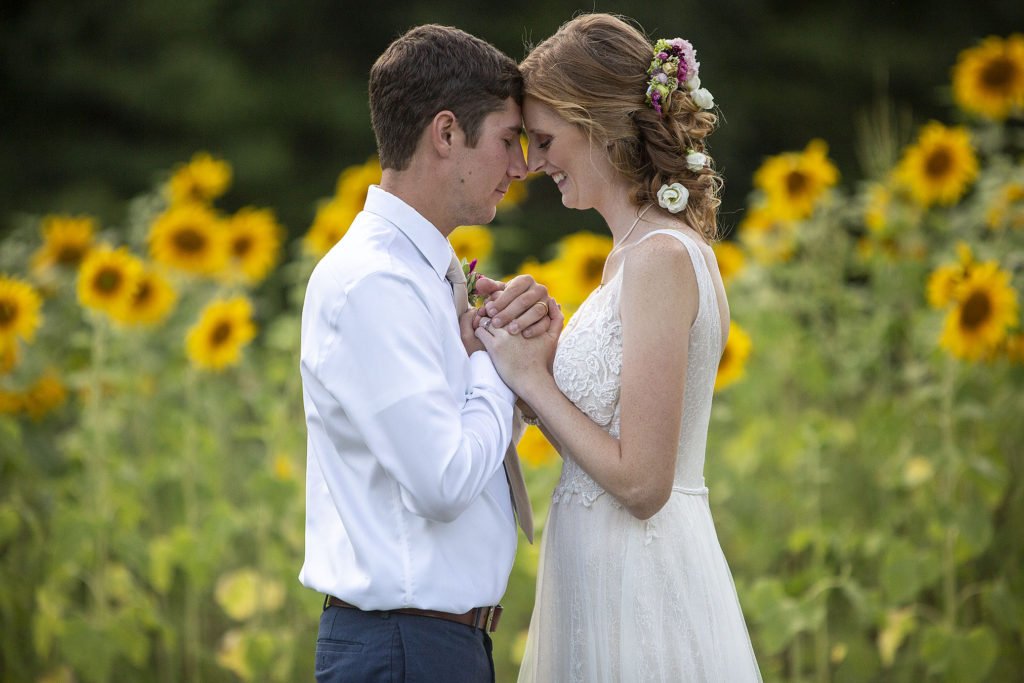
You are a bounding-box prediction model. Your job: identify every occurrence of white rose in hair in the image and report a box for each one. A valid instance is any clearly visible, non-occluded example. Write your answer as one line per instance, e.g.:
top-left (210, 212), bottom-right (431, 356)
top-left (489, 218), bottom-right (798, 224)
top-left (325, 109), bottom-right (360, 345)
top-left (685, 73), bottom-right (701, 91)
top-left (692, 88), bottom-right (715, 110)
top-left (686, 151), bottom-right (708, 172)
top-left (657, 183), bottom-right (689, 214)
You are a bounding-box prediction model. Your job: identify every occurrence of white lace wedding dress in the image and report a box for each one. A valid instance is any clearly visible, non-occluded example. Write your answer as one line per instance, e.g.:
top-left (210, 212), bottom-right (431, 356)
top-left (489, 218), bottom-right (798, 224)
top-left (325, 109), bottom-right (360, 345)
top-left (518, 230), bottom-right (761, 682)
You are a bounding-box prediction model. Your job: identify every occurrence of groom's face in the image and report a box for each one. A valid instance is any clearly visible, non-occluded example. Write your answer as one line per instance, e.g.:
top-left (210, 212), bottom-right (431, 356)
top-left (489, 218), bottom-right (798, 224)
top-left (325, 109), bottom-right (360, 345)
top-left (449, 98), bottom-right (528, 226)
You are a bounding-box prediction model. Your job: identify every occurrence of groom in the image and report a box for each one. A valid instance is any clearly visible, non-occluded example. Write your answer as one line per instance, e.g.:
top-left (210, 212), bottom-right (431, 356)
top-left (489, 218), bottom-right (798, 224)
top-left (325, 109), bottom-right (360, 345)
top-left (299, 24), bottom-right (555, 682)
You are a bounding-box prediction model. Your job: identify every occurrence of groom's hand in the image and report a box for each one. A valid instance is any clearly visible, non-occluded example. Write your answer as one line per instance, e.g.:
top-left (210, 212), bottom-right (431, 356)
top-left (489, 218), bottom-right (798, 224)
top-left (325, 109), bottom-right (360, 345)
top-left (474, 275), bottom-right (556, 338)
top-left (459, 308), bottom-right (486, 356)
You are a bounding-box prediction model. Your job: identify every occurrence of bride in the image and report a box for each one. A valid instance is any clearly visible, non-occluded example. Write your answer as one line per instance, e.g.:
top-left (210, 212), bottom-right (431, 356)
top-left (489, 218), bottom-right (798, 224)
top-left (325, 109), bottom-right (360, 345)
top-left (474, 14), bottom-right (761, 682)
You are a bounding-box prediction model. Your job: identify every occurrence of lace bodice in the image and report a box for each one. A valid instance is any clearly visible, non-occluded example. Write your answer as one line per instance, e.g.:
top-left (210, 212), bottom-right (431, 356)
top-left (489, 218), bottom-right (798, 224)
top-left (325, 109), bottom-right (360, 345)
top-left (550, 230), bottom-right (723, 506)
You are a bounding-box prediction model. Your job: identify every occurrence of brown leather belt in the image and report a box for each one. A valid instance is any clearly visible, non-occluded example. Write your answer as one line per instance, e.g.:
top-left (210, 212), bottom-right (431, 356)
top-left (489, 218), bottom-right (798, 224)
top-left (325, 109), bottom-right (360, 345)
top-left (325, 596), bottom-right (503, 633)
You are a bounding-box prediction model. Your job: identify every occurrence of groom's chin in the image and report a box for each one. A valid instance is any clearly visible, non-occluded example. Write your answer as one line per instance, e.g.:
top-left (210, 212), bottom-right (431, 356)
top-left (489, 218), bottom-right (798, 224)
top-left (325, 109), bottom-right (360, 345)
top-left (471, 205), bottom-right (498, 226)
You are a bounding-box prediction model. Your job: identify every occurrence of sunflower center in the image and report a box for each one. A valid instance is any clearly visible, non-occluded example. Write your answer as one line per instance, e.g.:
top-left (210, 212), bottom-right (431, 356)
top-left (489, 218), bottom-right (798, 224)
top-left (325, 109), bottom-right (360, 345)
top-left (133, 281), bottom-right (153, 306)
top-left (785, 170), bottom-right (809, 196)
top-left (209, 321), bottom-right (233, 347)
top-left (173, 228), bottom-right (207, 253)
top-left (925, 147), bottom-right (953, 179)
top-left (232, 236), bottom-right (253, 258)
top-left (585, 257), bottom-right (604, 284)
top-left (980, 56), bottom-right (1016, 93)
top-left (0, 300), bottom-right (16, 327)
top-left (56, 245), bottom-right (85, 265)
top-left (95, 267), bottom-right (122, 293)
top-left (720, 346), bottom-right (731, 365)
top-left (960, 290), bottom-right (992, 330)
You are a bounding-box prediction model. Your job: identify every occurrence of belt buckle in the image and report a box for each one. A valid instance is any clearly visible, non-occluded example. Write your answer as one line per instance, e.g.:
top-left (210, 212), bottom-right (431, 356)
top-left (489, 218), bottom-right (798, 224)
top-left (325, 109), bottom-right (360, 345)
top-left (483, 604), bottom-right (503, 632)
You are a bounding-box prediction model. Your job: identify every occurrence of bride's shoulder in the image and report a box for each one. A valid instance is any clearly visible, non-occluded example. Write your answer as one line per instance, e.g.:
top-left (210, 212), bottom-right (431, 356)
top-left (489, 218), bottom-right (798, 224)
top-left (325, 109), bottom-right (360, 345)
top-left (622, 231), bottom-right (697, 288)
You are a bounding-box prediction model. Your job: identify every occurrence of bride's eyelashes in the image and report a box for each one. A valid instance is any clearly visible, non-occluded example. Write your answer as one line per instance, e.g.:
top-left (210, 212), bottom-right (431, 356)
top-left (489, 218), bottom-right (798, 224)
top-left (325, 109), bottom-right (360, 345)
top-left (537, 138), bottom-right (552, 150)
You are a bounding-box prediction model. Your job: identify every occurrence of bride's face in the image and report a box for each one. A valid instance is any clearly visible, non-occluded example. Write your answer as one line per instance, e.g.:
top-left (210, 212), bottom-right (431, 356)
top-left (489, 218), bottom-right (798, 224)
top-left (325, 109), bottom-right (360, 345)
top-left (523, 97), bottom-right (617, 212)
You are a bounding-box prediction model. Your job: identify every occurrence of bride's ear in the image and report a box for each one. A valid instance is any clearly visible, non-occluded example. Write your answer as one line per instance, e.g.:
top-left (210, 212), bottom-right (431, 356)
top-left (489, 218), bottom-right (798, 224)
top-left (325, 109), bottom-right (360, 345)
top-left (429, 110), bottom-right (459, 159)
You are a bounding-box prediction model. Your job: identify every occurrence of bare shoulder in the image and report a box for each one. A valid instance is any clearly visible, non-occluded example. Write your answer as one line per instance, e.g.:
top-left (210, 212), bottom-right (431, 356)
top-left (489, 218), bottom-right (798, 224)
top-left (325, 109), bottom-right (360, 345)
top-left (622, 231), bottom-right (697, 289)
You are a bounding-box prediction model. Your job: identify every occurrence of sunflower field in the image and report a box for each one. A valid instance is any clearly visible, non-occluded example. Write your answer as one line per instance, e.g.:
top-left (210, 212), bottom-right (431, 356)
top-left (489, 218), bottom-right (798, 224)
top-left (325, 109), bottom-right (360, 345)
top-left (2, 34), bottom-right (1023, 682)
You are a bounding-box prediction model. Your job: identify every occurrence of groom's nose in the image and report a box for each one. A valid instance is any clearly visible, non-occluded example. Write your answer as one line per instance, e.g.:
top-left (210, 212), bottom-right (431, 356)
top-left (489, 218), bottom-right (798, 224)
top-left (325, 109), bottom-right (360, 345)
top-left (508, 144), bottom-right (528, 181)
top-left (526, 144), bottom-right (543, 175)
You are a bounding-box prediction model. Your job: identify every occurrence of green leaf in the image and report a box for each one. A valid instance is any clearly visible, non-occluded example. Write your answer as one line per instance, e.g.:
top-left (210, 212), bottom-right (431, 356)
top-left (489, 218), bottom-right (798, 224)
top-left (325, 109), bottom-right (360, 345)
top-left (953, 504), bottom-right (993, 564)
top-left (948, 626), bottom-right (998, 683)
top-left (982, 580), bottom-right (1022, 631)
top-left (745, 578), bottom-right (803, 655)
top-left (880, 541), bottom-right (941, 604)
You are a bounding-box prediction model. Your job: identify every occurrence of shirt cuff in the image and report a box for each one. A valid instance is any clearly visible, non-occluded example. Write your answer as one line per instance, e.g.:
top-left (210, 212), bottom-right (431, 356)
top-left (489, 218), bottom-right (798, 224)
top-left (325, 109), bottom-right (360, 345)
top-left (468, 350), bottom-right (515, 405)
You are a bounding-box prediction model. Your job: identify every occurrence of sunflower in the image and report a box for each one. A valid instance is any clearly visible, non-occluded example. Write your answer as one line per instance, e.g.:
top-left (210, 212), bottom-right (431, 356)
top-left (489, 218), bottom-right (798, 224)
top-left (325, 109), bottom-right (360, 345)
top-left (168, 152), bottom-right (232, 205)
top-left (926, 241), bottom-right (975, 309)
top-left (149, 203), bottom-right (227, 275)
top-left (1002, 331), bottom-right (1024, 363)
top-left (77, 246), bottom-right (143, 315)
top-left (0, 387), bottom-right (21, 414)
top-left (186, 297), bottom-right (257, 371)
top-left (224, 207), bottom-right (282, 284)
top-left (449, 225), bottom-right (494, 263)
top-left (22, 369), bottom-right (67, 419)
top-left (712, 240), bottom-right (745, 284)
top-left (715, 321), bottom-right (752, 392)
top-left (551, 231), bottom-right (613, 307)
top-left (753, 139), bottom-right (839, 220)
top-left (304, 198), bottom-right (357, 258)
top-left (952, 34), bottom-right (1024, 120)
top-left (335, 156), bottom-right (382, 208)
top-left (31, 214), bottom-right (96, 271)
top-left (0, 275), bottom-right (43, 345)
top-left (119, 266), bottom-right (177, 326)
top-left (517, 424), bottom-right (557, 467)
top-left (985, 182), bottom-right (1024, 230)
top-left (0, 337), bottom-right (18, 374)
top-left (738, 205), bottom-right (798, 264)
top-left (928, 264), bottom-right (966, 309)
top-left (940, 261), bottom-right (1019, 361)
top-left (895, 122), bottom-right (978, 207)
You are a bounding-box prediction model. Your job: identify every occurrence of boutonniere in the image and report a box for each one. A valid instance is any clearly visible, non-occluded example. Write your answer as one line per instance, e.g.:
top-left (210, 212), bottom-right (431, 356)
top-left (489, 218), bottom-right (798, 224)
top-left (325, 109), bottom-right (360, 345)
top-left (462, 258), bottom-right (484, 307)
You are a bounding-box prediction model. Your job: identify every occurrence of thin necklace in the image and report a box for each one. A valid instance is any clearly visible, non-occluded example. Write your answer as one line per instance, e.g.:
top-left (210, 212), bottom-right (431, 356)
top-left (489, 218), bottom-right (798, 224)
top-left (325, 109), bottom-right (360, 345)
top-left (600, 203), bottom-right (654, 285)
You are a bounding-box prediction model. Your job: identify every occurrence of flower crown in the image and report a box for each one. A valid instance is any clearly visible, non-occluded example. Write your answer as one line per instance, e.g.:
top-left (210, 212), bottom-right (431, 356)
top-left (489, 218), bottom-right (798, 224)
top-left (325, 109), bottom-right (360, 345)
top-left (645, 38), bottom-right (715, 116)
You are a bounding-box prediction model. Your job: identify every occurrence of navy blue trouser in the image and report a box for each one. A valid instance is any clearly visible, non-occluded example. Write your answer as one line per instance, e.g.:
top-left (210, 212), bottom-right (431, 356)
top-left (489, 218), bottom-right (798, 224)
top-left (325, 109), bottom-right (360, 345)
top-left (315, 603), bottom-right (495, 682)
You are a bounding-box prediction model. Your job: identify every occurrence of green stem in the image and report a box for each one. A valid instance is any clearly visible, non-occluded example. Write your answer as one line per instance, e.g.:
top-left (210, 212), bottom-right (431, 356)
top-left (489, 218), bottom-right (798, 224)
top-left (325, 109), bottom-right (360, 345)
top-left (940, 357), bottom-right (958, 630)
top-left (89, 315), bottom-right (110, 626)
top-left (183, 367), bottom-right (202, 682)
top-left (790, 632), bottom-right (802, 682)
top-left (814, 466), bottom-right (831, 682)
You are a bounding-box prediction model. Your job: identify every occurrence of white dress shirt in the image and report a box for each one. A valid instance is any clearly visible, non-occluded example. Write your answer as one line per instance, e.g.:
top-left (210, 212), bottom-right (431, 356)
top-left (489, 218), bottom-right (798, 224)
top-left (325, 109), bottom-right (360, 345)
top-left (298, 185), bottom-right (518, 613)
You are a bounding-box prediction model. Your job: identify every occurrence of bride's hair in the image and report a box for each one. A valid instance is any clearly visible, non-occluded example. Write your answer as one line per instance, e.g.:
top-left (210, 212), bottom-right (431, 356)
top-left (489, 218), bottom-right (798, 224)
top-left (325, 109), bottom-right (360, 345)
top-left (520, 13), bottom-right (722, 242)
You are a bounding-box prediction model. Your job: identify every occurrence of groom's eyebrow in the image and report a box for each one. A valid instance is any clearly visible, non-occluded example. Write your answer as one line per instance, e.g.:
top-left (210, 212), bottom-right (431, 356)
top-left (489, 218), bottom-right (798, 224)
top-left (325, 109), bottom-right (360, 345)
top-left (506, 125), bottom-right (525, 136)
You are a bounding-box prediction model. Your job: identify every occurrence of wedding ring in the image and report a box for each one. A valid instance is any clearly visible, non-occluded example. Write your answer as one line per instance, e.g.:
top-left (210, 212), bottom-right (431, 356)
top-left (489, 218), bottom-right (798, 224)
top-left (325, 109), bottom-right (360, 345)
top-left (481, 317), bottom-right (492, 331)
top-left (533, 300), bottom-right (549, 316)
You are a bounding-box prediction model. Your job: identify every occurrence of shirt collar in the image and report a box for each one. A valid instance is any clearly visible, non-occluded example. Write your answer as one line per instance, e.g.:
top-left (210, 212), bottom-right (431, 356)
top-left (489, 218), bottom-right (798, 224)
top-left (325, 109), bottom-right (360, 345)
top-left (363, 185), bottom-right (453, 280)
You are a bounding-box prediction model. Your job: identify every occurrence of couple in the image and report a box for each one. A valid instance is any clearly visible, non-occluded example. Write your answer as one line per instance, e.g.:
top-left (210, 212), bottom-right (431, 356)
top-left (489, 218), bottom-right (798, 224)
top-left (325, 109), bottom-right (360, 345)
top-left (299, 14), bottom-right (761, 682)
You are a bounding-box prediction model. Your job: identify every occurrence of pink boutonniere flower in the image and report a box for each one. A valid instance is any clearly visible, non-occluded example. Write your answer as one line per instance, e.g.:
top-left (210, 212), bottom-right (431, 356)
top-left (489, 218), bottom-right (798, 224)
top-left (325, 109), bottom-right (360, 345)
top-left (461, 257), bottom-right (484, 307)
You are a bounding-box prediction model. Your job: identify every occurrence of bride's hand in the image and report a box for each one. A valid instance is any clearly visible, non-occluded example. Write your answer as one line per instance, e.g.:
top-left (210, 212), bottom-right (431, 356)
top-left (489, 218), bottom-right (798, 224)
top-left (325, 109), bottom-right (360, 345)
top-left (475, 304), bottom-right (564, 398)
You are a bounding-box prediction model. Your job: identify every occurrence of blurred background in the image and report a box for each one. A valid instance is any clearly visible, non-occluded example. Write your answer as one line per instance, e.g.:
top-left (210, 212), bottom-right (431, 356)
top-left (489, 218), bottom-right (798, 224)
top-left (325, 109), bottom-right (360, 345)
top-left (2, 1), bottom-right (1024, 682)
top-left (2, 0), bottom-right (1021, 246)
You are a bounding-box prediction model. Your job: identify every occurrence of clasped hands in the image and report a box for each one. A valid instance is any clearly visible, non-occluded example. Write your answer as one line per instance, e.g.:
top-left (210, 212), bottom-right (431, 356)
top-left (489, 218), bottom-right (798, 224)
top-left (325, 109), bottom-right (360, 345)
top-left (458, 274), bottom-right (563, 402)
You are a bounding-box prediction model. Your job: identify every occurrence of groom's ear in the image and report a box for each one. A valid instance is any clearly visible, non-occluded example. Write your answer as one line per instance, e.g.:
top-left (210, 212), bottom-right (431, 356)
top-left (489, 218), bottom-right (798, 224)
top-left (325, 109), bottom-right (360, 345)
top-left (429, 110), bottom-right (458, 158)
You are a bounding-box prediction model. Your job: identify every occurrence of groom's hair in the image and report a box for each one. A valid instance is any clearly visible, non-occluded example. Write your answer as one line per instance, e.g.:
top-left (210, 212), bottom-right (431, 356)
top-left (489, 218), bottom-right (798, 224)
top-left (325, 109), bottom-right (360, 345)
top-left (369, 25), bottom-right (522, 171)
